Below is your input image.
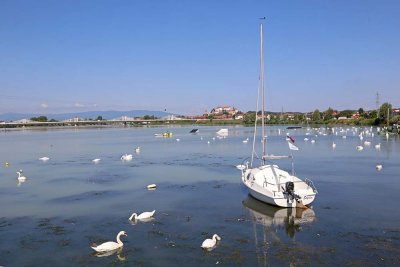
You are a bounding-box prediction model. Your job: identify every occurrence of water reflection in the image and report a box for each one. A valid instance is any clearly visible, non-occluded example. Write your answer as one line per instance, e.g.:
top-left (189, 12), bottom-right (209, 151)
top-left (17, 179), bottom-right (26, 187)
top-left (242, 195), bottom-right (316, 238)
top-left (128, 216), bottom-right (155, 225)
top-left (92, 247), bottom-right (126, 261)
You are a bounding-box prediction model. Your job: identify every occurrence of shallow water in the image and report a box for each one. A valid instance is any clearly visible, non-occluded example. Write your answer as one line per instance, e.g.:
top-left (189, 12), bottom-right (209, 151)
top-left (0, 125), bottom-right (399, 266)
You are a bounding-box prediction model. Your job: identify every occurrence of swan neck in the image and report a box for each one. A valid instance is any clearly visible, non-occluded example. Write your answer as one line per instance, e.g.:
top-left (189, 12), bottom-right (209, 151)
top-left (129, 213), bottom-right (137, 220)
top-left (116, 233), bottom-right (123, 245)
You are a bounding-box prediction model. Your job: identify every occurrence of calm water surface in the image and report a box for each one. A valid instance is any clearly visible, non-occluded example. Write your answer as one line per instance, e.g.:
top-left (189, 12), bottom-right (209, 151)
top-left (0, 125), bottom-right (399, 266)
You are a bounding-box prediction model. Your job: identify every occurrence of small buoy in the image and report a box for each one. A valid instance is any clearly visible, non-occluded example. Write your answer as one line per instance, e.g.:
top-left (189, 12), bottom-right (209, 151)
top-left (147, 184), bottom-right (157, 189)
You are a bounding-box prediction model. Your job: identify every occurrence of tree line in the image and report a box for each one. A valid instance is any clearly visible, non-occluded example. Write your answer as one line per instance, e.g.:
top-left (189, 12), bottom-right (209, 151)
top-left (243, 102), bottom-right (398, 126)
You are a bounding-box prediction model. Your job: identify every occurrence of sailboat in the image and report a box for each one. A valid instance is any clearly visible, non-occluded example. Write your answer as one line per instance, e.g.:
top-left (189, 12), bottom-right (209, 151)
top-left (240, 21), bottom-right (317, 208)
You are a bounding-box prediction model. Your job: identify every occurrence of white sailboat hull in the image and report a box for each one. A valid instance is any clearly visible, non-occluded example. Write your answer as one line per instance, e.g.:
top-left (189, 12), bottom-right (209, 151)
top-left (242, 164), bottom-right (317, 208)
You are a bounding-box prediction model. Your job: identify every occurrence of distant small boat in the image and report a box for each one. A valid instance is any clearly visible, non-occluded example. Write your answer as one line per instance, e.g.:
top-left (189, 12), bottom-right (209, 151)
top-left (190, 129), bottom-right (199, 134)
top-left (163, 132), bottom-right (173, 137)
top-left (121, 154), bottom-right (133, 161)
top-left (147, 184), bottom-right (157, 189)
top-left (155, 132), bottom-right (173, 137)
top-left (216, 128), bottom-right (228, 136)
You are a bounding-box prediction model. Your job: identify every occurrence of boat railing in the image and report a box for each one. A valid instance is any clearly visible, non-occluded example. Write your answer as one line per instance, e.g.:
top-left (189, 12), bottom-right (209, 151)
top-left (305, 178), bottom-right (318, 193)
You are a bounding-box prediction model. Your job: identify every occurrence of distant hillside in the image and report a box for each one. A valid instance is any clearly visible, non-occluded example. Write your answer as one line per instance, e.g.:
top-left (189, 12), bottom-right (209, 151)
top-left (0, 110), bottom-right (174, 122)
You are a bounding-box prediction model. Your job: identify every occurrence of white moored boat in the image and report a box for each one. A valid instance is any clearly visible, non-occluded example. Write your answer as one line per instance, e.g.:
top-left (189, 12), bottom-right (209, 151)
top-left (240, 20), bottom-right (317, 208)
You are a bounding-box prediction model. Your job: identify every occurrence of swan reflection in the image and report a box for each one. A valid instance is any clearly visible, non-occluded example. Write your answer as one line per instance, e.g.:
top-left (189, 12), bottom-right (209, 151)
top-left (242, 195), bottom-right (316, 238)
top-left (92, 247), bottom-right (126, 261)
top-left (129, 216), bottom-right (155, 225)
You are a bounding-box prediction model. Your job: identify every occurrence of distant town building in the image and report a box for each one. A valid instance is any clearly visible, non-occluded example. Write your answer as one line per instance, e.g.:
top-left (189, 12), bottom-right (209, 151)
top-left (351, 112), bottom-right (360, 119)
top-left (210, 106), bottom-right (239, 116)
top-left (110, 116), bottom-right (134, 121)
top-left (162, 115), bottom-right (182, 120)
top-left (13, 119), bottom-right (32, 124)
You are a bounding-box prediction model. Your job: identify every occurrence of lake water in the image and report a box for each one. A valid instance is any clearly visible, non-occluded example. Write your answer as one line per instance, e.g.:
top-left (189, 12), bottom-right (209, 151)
top-left (0, 125), bottom-right (399, 266)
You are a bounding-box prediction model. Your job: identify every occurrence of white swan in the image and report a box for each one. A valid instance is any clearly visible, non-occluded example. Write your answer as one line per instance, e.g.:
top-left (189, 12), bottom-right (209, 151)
top-left (375, 143), bottom-right (381, 150)
top-left (39, 157), bottom-right (50, 161)
top-left (356, 145), bottom-right (364, 151)
top-left (201, 234), bottom-right (221, 250)
top-left (129, 210), bottom-right (156, 221)
top-left (135, 147), bottom-right (140, 153)
top-left (121, 154), bottom-right (133, 161)
top-left (91, 231), bottom-right (127, 252)
top-left (92, 158), bottom-right (101, 163)
top-left (332, 142), bottom-right (336, 149)
top-left (236, 164), bottom-right (246, 171)
top-left (376, 164), bottom-right (383, 171)
top-left (16, 170), bottom-right (27, 181)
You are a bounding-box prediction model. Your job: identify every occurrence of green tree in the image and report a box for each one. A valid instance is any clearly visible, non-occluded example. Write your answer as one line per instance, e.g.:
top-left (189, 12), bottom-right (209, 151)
top-left (96, 116), bottom-right (103, 121)
top-left (312, 109), bottom-right (321, 121)
top-left (31, 116), bottom-right (48, 122)
top-left (367, 110), bottom-right (377, 119)
top-left (358, 108), bottom-right (365, 118)
top-left (243, 112), bottom-right (256, 124)
top-left (379, 102), bottom-right (392, 122)
top-left (324, 107), bottom-right (334, 121)
top-left (143, 115), bottom-right (155, 120)
top-left (338, 110), bottom-right (354, 118)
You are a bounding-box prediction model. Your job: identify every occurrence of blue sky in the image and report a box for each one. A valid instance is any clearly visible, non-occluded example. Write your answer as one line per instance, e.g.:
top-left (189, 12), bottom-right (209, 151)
top-left (0, 0), bottom-right (399, 115)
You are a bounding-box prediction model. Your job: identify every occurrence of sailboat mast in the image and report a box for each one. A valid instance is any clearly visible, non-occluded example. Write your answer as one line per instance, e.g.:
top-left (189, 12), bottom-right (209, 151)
top-left (260, 22), bottom-right (266, 160)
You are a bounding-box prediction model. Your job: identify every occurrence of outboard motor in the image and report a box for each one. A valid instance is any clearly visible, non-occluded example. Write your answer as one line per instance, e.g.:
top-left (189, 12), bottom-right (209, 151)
top-left (284, 181), bottom-right (301, 202)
